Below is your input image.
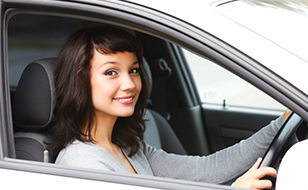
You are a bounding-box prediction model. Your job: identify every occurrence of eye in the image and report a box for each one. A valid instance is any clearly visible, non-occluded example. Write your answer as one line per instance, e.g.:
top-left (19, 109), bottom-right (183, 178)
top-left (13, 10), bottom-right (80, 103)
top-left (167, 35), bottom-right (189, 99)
top-left (130, 68), bottom-right (140, 74)
top-left (104, 70), bottom-right (118, 76)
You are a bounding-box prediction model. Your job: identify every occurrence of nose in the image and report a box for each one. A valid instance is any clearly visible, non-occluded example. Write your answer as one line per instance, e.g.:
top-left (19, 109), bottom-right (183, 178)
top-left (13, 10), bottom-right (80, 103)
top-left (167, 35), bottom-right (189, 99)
top-left (120, 73), bottom-right (136, 91)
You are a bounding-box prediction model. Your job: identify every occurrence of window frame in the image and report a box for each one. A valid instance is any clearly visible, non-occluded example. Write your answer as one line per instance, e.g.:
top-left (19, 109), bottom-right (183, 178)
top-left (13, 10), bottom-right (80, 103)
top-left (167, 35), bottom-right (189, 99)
top-left (0, 0), bottom-right (305, 189)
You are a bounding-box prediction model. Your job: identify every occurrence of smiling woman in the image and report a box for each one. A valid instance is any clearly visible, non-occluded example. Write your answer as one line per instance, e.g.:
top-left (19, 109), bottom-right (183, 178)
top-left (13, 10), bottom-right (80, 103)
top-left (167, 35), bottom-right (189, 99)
top-left (88, 50), bottom-right (142, 174)
top-left (51, 26), bottom-right (149, 162)
top-left (48, 25), bottom-right (288, 190)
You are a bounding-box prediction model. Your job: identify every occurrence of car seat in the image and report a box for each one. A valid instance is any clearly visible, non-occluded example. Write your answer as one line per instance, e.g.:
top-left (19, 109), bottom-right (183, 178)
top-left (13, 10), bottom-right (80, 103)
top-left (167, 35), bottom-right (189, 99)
top-left (13, 58), bottom-right (56, 162)
top-left (12, 57), bottom-right (186, 163)
top-left (142, 58), bottom-right (186, 155)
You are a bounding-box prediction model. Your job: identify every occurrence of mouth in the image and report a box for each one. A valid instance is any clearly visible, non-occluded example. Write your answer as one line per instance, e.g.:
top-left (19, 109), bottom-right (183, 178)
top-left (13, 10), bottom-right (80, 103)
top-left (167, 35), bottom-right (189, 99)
top-left (113, 95), bottom-right (135, 104)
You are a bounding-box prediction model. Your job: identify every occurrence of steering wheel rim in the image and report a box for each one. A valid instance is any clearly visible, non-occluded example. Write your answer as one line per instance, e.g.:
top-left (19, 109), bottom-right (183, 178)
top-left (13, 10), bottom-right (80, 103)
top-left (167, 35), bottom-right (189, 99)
top-left (258, 113), bottom-right (303, 189)
top-left (260, 113), bottom-right (303, 168)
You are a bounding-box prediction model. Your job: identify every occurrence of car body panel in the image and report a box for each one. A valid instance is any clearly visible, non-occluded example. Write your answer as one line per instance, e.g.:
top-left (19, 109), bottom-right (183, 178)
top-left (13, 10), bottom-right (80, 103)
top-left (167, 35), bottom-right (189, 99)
top-left (0, 158), bottom-right (231, 190)
top-left (0, 0), bottom-right (307, 189)
top-left (0, 168), bottom-right (156, 190)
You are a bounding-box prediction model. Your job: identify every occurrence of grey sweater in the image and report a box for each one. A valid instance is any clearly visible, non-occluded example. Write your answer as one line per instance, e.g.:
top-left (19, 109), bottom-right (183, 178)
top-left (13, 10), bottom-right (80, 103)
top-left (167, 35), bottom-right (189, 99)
top-left (55, 115), bottom-right (283, 184)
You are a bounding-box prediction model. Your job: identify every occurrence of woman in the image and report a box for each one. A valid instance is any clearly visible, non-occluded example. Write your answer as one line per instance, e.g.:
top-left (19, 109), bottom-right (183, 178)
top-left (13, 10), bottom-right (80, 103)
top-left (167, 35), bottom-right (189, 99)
top-left (53, 26), bottom-right (286, 189)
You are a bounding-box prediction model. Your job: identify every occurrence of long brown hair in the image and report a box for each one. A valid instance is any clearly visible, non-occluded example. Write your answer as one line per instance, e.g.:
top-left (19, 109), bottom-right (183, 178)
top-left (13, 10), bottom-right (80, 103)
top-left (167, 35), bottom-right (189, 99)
top-left (51, 26), bottom-right (148, 161)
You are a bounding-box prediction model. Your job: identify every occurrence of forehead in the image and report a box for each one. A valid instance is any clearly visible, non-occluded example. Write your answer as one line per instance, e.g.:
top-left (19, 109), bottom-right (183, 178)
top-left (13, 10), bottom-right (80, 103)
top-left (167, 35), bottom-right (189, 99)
top-left (91, 50), bottom-right (138, 68)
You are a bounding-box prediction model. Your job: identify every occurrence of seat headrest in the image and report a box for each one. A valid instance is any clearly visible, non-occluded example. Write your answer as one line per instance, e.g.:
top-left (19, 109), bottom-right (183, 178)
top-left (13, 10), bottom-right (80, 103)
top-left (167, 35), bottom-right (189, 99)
top-left (144, 58), bottom-right (171, 97)
top-left (13, 58), bottom-right (56, 129)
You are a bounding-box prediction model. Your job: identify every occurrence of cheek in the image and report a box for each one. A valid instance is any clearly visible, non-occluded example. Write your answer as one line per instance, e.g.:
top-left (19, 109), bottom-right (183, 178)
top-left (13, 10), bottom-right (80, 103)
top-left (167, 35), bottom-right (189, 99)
top-left (135, 76), bottom-right (142, 95)
top-left (91, 82), bottom-right (102, 104)
top-left (91, 76), bottom-right (114, 101)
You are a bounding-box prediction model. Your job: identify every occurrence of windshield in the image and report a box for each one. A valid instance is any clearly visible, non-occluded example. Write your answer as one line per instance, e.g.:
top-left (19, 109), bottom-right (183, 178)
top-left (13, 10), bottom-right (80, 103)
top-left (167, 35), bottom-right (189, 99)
top-left (216, 0), bottom-right (308, 62)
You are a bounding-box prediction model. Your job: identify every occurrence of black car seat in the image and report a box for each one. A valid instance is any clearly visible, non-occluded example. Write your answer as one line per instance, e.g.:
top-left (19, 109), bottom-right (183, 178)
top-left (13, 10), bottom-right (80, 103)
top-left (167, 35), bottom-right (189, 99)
top-left (13, 58), bottom-right (56, 162)
top-left (142, 58), bottom-right (186, 155)
top-left (12, 57), bottom-right (186, 163)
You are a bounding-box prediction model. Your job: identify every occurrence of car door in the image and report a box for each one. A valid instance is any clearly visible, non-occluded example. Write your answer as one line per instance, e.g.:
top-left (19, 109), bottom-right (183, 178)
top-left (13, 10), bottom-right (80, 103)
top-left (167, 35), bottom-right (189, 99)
top-left (0, 0), bottom-right (247, 189)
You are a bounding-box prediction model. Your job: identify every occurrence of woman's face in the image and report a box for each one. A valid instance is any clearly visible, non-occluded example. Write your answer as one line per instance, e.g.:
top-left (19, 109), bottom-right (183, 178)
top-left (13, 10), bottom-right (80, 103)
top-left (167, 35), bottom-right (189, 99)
top-left (90, 50), bottom-right (142, 119)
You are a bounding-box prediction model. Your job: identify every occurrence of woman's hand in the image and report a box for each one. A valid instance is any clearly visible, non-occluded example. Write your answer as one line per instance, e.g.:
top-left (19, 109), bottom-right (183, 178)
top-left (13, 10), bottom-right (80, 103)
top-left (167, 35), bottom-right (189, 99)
top-left (233, 158), bottom-right (277, 189)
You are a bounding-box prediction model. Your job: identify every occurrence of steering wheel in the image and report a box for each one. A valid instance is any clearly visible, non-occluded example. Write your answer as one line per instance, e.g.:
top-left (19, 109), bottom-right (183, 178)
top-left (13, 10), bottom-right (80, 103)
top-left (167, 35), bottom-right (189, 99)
top-left (259, 112), bottom-right (304, 188)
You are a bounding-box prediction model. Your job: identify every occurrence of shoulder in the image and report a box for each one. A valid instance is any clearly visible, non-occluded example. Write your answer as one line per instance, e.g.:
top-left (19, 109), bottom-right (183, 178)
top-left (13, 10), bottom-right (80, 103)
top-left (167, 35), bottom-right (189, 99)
top-left (58, 140), bottom-right (97, 156)
top-left (140, 142), bottom-right (168, 160)
top-left (55, 140), bottom-right (107, 168)
top-left (276, 139), bottom-right (308, 189)
top-left (55, 140), bottom-right (134, 173)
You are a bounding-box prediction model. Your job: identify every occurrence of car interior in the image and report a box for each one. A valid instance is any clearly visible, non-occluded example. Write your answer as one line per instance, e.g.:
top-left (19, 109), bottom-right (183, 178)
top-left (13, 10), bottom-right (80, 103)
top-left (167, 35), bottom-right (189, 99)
top-left (8, 14), bottom-right (209, 162)
top-left (8, 13), bottom-right (284, 153)
top-left (7, 11), bottom-right (295, 186)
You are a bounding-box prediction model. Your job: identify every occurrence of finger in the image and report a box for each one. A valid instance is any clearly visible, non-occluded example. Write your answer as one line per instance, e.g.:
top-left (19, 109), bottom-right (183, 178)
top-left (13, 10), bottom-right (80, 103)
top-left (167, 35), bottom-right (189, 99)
top-left (283, 109), bottom-right (292, 121)
top-left (253, 179), bottom-right (273, 190)
top-left (248, 157), bottom-right (262, 172)
top-left (254, 167), bottom-right (277, 179)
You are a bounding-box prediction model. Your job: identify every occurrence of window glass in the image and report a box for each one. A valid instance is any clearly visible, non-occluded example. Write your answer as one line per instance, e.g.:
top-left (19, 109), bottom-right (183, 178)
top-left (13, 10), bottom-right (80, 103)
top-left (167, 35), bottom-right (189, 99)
top-left (183, 49), bottom-right (285, 110)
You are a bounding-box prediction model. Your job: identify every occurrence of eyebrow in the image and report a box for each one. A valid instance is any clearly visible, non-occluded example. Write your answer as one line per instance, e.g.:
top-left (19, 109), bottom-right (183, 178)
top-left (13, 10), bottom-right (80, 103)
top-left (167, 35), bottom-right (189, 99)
top-left (101, 60), bottom-right (139, 66)
top-left (133, 61), bottom-right (140, 65)
top-left (97, 60), bottom-right (139, 70)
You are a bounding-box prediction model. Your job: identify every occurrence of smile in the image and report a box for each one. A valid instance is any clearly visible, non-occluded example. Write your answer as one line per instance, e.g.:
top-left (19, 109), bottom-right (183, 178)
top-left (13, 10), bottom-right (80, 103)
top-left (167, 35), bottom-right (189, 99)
top-left (113, 96), bottom-right (134, 104)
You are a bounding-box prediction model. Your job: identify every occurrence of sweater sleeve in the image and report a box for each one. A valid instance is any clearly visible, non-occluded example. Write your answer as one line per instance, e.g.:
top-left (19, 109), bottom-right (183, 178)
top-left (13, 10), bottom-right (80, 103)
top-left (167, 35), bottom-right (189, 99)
top-left (143, 115), bottom-right (284, 184)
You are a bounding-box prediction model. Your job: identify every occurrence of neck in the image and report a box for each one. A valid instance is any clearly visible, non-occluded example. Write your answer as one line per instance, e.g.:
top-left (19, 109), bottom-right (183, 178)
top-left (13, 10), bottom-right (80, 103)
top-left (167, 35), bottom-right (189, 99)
top-left (88, 113), bottom-right (136, 174)
top-left (90, 113), bottom-right (117, 148)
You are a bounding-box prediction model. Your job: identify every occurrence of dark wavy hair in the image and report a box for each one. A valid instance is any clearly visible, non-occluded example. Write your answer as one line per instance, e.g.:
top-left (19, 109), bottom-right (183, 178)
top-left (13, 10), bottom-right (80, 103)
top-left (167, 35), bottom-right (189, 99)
top-left (51, 26), bottom-right (148, 161)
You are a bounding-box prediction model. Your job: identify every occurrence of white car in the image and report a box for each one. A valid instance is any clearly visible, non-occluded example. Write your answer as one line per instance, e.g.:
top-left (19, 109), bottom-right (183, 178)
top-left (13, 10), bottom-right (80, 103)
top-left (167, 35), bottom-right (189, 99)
top-left (1, 0), bottom-right (307, 189)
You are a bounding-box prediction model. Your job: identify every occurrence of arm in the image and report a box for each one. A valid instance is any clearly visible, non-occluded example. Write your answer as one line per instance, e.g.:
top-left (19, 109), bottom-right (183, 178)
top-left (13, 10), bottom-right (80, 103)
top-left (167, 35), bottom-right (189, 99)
top-left (143, 114), bottom-right (284, 184)
top-left (232, 109), bottom-right (292, 189)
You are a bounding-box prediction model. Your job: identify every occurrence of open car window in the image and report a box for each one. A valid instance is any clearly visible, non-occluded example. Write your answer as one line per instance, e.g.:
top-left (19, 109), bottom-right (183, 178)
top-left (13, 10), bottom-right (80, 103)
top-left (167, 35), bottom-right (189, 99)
top-left (3, 1), bottom-right (298, 190)
top-left (183, 48), bottom-right (285, 110)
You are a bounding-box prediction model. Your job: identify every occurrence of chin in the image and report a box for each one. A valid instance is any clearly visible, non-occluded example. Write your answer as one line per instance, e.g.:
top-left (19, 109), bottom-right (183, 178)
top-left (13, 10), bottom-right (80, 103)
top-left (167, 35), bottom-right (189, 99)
top-left (118, 110), bottom-right (135, 117)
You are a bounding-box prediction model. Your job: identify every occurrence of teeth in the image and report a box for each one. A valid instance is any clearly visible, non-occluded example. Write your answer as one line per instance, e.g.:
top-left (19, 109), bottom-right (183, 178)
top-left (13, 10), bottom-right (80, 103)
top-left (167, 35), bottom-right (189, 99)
top-left (118, 97), bottom-right (133, 102)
